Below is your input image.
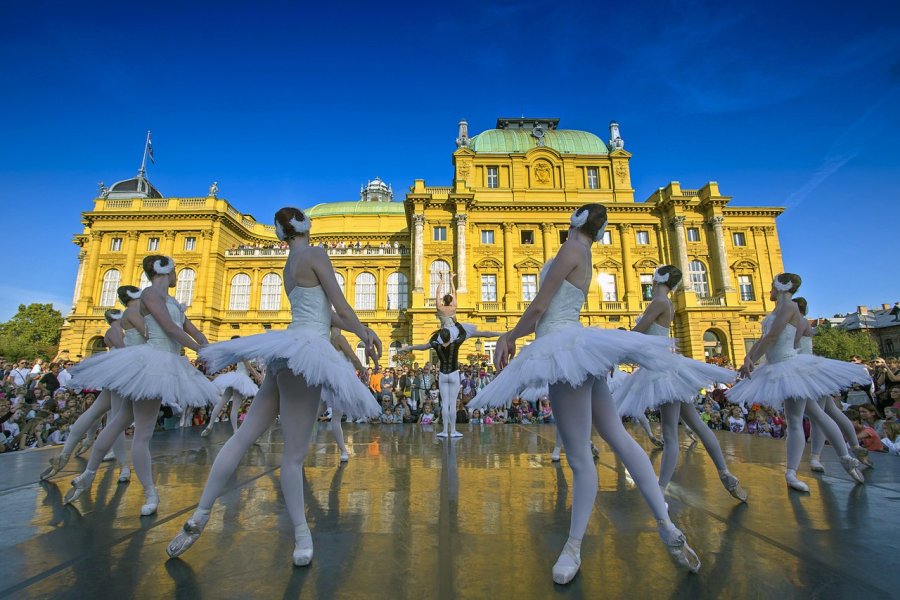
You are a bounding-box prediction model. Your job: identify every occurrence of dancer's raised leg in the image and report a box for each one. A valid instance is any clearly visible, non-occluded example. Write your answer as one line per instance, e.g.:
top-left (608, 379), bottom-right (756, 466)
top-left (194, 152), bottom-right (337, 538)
top-left (42, 390), bottom-right (111, 480)
top-left (805, 396), bottom-right (864, 484)
top-left (229, 394), bottom-right (242, 434)
top-left (204, 389), bottom-right (233, 437)
top-left (331, 408), bottom-right (348, 461)
top-left (548, 379), bottom-right (595, 584)
top-left (167, 377), bottom-right (279, 558)
top-left (809, 399), bottom-right (827, 471)
top-left (679, 402), bottom-right (746, 501)
top-left (65, 400), bottom-right (135, 503)
top-left (276, 371), bottom-right (322, 566)
top-left (590, 378), bottom-right (700, 573)
top-left (821, 395), bottom-right (871, 467)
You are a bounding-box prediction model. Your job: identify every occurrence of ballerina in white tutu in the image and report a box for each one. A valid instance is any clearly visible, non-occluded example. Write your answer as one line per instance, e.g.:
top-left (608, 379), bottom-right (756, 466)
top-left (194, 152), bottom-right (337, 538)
top-left (203, 337), bottom-right (261, 438)
top-left (41, 290), bottom-right (144, 482)
top-left (399, 322), bottom-right (501, 438)
top-left (65, 257), bottom-right (220, 515)
top-left (792, 297), bottom-right (873, 473)
top-left (469, 204), bottom-right (702, 584)
top-left (615, 266), bottom-right (745, 502)
top-left (319, 326), bottom-right (366, 462)
top-left (727, 274), bottom-right (867, 492)
top-left (167, 206), bottom-right (382, 567)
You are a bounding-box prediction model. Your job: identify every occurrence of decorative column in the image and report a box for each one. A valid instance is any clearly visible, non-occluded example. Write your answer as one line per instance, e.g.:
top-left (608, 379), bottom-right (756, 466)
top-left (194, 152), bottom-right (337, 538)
top-left (250, 267), bottom-right (261, 313)
top-left (454, 213), bottom-right (468, 293)
top-left (618, 224), bottom-right (638, 304)
top-left (668, 216), bottom-right (689, 278)
top-left (123, 231), bottom-right (140, 284)
top-left (81, 232), bottom-right (103, 308)
top-left (71, 249), bottom-right (86, 310)
top-left (195, 230), bottom-right (213, 306)
top-left (707, 216), bottom-right (734, 292)
top-left (412, 214), bottom-right (425, 293)
top-left (752, 226), bottom-right (775, 310)
top-left (204, 217), bottom-right (222, 320)
top-left (161, 231), bottom-right (176, 256)
top-left (501, 223), bottom-right (516, 304)
top-left (540, 223), bottom-right (554, 263)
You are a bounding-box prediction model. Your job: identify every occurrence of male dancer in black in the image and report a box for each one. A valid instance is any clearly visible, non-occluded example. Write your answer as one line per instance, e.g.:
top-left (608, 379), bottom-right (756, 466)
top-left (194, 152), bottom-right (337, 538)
top-left (400, 323), bottom-right (501, 438)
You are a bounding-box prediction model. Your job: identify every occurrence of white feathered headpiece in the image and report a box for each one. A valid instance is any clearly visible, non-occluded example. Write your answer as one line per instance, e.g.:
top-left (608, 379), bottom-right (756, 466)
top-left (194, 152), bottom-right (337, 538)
top-left (153, 258), bottom-right (174, 275)
top-left (773, 277), bottom-right (793, 292)
top-left (274, 213), bottom-right (311, 241)
top-left (653, 268), bottom-right (669, 284)
top-left (125, 289), bottom-right (142, 300)
top-left (569, 208), bottom-right (608, 242)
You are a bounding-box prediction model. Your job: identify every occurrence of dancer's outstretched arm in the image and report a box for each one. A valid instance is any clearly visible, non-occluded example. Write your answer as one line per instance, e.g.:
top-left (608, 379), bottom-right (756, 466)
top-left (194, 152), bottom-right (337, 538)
top-left (632, 299), bottom-right (666, 334)
top-left (741, 304), bottom-right (797, 376)
top-left (142, 289), bottom-right (202, 351)
top-left (399, 341), bottom-right (434, 353)
top-left (467, 329), bottom-right (505, 338)
top-left (333, 332), bottom-right (365, 373)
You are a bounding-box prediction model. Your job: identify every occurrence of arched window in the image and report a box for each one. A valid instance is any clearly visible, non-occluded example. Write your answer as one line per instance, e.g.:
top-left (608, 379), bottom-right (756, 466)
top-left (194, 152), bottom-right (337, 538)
top-left (429, 260), bottom-right (451, 298)
top-left (260, 273), bottom-right (282, 310)
top-left (175, 268), bottom-right (195, 306)
top-left (355, 272), bottom-right (376, 310)
top-left (99, 269), bottom-right (120, 306)
top-left (355, 340), bottom-right (367, 367)
top-left (335, 272), bottom-right (345, 296)
top-left (139, 272), bottom-right (151, 289)
top-left (228, 273), bottom-right (251, 310)
top-left (88, 336), bottom-right (107, 356)
top-left (689, 260), bottom-right (710, 298)
top-left (389, 341), bottom-right (403, 366)
top-left (386, 272), bottom-right (408, 309)
top-left (703, 329), bottom-right (725, 360)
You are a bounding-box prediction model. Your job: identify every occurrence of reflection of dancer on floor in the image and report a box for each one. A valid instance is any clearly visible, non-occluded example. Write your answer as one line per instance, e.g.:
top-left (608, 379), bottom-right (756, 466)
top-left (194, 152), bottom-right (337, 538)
top-left (727, 274), bottom-right (867, 493)
top-left (400, 323), bottom-right (501, 438)
top-left (792, 297), bottom-right (873, 474)
top-left (609, 368), bottom-right (665, 448)
top-left (204, 340), bottom-right (261, 438)
top-left (469, 205), bottom-right (701, 584)
top-left (616, 265), bottom-right (745, 502)
top-left (319, 326), bottom-right (366, 462)
top-left (167, 207), bottom-right (382, 567)
top-left (42, 288), bottom-right (145, 482)
top-left (66, 257), bottom-right (220, 516)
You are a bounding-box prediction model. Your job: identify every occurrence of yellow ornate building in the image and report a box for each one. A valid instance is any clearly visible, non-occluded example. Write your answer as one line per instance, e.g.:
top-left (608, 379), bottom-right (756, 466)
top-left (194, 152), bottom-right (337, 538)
top-left (60, 117), bottom-right (785, 366)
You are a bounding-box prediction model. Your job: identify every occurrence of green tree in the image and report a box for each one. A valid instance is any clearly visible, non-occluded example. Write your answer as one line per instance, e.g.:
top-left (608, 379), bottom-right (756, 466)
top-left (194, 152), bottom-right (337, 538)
top-left (0, 303), bottom-right (64, 361)
top-left (813, 322), bottom-right (879, 361)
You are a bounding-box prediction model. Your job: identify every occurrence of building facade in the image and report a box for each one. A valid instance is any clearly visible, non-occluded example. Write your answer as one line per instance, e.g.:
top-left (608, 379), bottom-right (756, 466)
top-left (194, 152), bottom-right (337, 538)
top-left (59, 117), bottom-right (785, 366)
top-left (837, 303), bottom-right (900, 357)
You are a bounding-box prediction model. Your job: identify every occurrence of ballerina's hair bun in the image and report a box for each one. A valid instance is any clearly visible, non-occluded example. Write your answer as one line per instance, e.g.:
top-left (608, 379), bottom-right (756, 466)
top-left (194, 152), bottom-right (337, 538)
top-left (773, 272), bottom-right (801, 294)
top-left (104, 309), bottom-right (123, 325)
top-left (274, 207), bottom-right (311, 241)
top-left (793, 296), bottom-right (808, 316)
top-left (570, 203), bottom-right (608, 242)
top-left (142, 255), bottom-right (175, 278)
top-left (653, 265), bottom-right (683, 290)
top-left (117, 285), bottom-right (142, 306)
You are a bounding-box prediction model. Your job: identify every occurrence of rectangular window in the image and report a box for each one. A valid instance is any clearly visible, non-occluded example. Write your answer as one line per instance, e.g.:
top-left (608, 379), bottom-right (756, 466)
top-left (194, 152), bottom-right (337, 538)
top-left (598, 230), bottom-right (612, 245)
top-left (110, 237), bottom-right (122, 252)
top-left (184, 236), bottom-right (196, 251)
top-left (640, 274), bottom-right (654, 300)
top-left (598, 273), bottom-right (618, 301)
top-left (481, 275), bottom-right (497, 302)
top-left (521, 274), bottom-right (537, 301)
top-left (520, 230), bottom-right (534, 245)
top-left (586, 167), bottom-right (599, 189)
top-left (636, 231), bottom-right (650, 245)
top-left (147, 237), bottom-right (159, 251)
top-left (687, 227), bottom-right (700, 242)
top-left (558, 230), bottom-right (568, 244)
top-left (733, 232), bottom-right (747, 246)
top-left (481, 230), bottom-right (495, 244)
top-left (486, 166), bottom-right (499, 188)
top-left (744, 338), bottom-right (759, 356)
top-left (738, 275), bottom-right (755, 301)
top-left (433, 226), bottom-right (447, 241)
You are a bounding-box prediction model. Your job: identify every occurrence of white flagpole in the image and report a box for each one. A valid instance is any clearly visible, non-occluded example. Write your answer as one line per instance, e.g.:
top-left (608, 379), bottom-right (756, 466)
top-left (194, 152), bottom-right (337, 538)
top-left (139, 130), bottom-right (151, 177)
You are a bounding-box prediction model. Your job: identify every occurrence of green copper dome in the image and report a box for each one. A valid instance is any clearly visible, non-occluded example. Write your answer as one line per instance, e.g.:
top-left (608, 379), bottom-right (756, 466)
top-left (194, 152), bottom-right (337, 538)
top-left (470, 129), bottom-right (609, 155)
top-left (307, 201), bottom-right (406, 218)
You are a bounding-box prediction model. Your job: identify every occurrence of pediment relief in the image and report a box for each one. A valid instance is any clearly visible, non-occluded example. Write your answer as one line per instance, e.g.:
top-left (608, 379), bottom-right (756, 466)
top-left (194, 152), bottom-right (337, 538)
top-left (514, 257), bottom-right (544, 271)
top-left (633, 258), bottom-right (659, 269)
top-left (596, 257), bottom-right (622, 270)
top-left (731, 258), bottom-right (758, 270)
top-left (475, 257), bottom-right (503, 270)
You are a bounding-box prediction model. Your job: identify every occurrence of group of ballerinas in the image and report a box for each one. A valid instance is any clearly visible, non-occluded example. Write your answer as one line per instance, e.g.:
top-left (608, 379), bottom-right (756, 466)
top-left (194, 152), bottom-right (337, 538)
top-left (40, 202), bottom-right (873, 587)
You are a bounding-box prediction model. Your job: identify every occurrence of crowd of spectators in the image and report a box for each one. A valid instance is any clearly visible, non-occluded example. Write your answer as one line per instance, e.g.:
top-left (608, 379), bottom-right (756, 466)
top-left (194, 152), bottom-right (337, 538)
top-left (3, 354), bottom-right (900, 456)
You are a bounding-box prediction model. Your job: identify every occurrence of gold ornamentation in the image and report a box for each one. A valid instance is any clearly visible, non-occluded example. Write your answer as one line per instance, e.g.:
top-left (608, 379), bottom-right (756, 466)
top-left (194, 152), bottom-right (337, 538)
top-left (534, 161), bottom-right (552, 184)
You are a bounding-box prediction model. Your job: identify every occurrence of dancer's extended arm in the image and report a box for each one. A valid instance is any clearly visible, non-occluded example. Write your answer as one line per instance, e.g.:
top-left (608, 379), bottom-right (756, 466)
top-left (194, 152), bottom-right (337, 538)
top-left (632, 299), bottom-right (666, 334)
top-left (741, 305), bottom-right (796, 377)
top-left (399, 341), bottom-right (434, 353)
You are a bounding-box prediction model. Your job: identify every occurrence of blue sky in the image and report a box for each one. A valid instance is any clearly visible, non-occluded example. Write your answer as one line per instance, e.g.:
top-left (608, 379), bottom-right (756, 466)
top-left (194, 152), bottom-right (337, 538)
top-left (1, 0), bottom-right (898, 320)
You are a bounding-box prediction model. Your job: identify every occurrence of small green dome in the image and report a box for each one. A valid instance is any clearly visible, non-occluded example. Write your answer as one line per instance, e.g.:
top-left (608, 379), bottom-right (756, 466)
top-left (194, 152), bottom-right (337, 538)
top-left (307, 201), bottom-right (406, 218)
top-left (470, 129), bottom-right (609, 155)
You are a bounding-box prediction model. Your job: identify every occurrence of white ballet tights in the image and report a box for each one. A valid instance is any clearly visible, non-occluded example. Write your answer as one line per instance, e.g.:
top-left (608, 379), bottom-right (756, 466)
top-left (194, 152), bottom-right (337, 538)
top-left (84, 398), bottom-right (161, 497)
top-left (438, 371), bottom-right (461, 434)
top-left (61, 390), bottom-right (128, 466)
top-left (658, 401), bottom-right (729, 488)
top-left (209, 389), bottom-right (240, 434)
top-left (194, 371), bottom-right (320, 534)
top-left (550, 377), bottom-right (670, 546)
top-left (317, 401), bottom-right (347, 454)
top-left (810, 396), bottom-right (858, 456)
top-left (785, 397), bottom-right (853, 471)
top-left (637, 414), bottom-right (655, 440)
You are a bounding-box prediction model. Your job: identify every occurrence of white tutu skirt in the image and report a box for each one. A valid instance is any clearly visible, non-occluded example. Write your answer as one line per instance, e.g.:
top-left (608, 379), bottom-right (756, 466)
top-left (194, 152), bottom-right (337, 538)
top-left (200, 329), bottom-right (381, 419)
top-left (726, 354), bottom-right (871, 409)
top-left (468, 327), bottom-right (676, 409)
top-left (608, 368), bottom-right (629, 396)
top-left (615, 358), bottom-right (735, 417)
top-left (213, 372), bottom-right (259, 398)
top-left (70, 345), bottom-right (220, 408)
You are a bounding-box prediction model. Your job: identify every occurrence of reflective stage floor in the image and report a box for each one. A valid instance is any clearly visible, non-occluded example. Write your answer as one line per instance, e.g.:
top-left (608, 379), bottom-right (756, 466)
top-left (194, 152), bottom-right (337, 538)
top-left (1, 422), bottom-right (897, 599)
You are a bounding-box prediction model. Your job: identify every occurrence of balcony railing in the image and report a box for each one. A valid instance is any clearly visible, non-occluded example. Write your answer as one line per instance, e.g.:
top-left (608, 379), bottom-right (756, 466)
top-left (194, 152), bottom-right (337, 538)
top-left (477, 302), bottom-right (501, 312)
top-left (225, 248), bottom-right (289, 257)
top-left (602, 301), bottom-right (624, 311)
top-left (91, 306), bottom-right (110, 316)
top-left (324, 247), bottom-right (409, 257)
top-left (518, 301), bottom-right (532, 311)
top-left (697, 296), bottom-right (726, 307)
top-left (424, 298), bottom-right (436, 308)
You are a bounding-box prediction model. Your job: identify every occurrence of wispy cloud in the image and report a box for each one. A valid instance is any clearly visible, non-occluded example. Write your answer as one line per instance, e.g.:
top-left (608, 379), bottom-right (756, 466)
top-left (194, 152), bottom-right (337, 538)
top-left (0, 286), bottom-right (71, 322)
